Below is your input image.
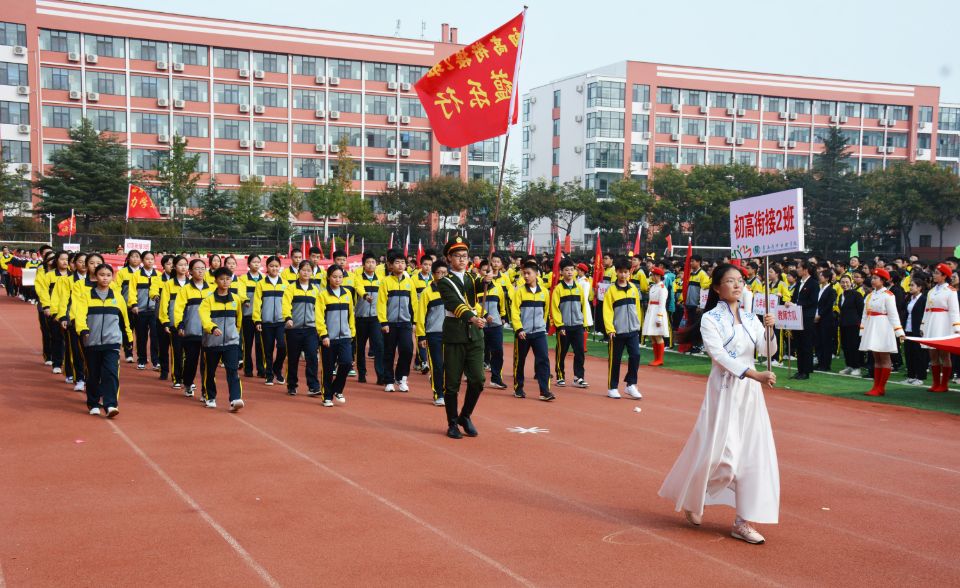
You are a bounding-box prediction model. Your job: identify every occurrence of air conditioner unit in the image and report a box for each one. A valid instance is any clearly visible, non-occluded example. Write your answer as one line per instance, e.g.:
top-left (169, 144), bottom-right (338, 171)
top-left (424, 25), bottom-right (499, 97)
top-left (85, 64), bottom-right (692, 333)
top-left (450, 151), bottom-right (461, 161)
top-left (737, 109), bottom-right (745, 116)
top-left (240, 174), bottom-right (251, 182)
top-left (840, 116), bottom-right (848, 123)
top-left (402, 182), bottom-right (411, 189)
top-left (156, 61), bottom-right (167, 70)
top-left (238, 69), bottom-right (249, 78)
top-left (887, 146), bottom-right (897, 154)
top-left (173, 62), bottom-right (184, 72)
top-left (17, 124), bottom-right (29, 134)
top-left (86, 91), bottom-right (99, 102)
top-left (173, 99), bottom-right (185, 109)
top-left (918, 148), bottom-right (927, 156)
top-left (919, 121), bottom-right (931, 131)
top-left (671, 163), bottom-right (681, 169)
top-left (699, 106), bottom-right (709, 114)
top-left (736, 137), bottom-right (745, 145)
top-left (698, 135), bottom-right (707, 143)
top-left (255, 175), bottom-right (265, 182)
top-left (239, 104), bottom-right (250, 113)
top-left (254, 140), bottom-right (265, 149)
top-left (574, 145), bottom-right (583, 153)
top-left (157, 97), bottom-right (169, 107)
top-left (314, 75), bottom-right (327, 85)
top-left (641, 132), bottom-right (651, 140)
top-left (387, 147), bottom-right (397, 156)
top-left (788, 140), bottom-right (797, 148)
top-left (726, 108), bottom-right (736, 116)
top-left (575, 114), bottom-right (583, 122)
top-left (387, 114), bottom-right (398, 123)
top-left (239, 139), bottom-right (251, 148)
top-left (529, 123), bottom-right (536, 131)
top-left (575, 84), bottom-right (583, 93)
top-left (329, 144), bottom-right (340, 153)
top-left (886, 119), bottom-right (896, 127)
top-left (387, 81), bottom-right (398, 90)
top-left (253, 69), bottom-right (264, 79)
top-left (158, 206), bottom-right (171, 215)
top-left (671, 104), bottom-right (681, 112)
top-left (778, 111), bottom-right (788, 120)
top-left (529, 95), bottom-right (537, 104)
top-left (314, 177), bottom-right (326, 186)
top-left (13, 46), bottom-right (26, 56)
top-left (400, 115), bottom-right (410, 124)
top-left (725, 137), bottom-right (736, 145)
top-left (328, 76), bottom-right (340, 86)
top-left (640, 162), bottom-right (650, 170)
top-left (670, 133), bottom-right (680, 141)
top-left (68, 90), bottom-right (81, 100)
top-left (157, 133), bottom-right (169, 143)
top-left (387, 181), bottom-right (397, 188)
top-left (401, 82), bottom-right (412, 92)
top-left (85, 53), bottom-right (98, 64)
top-left (67, 52), bottom-right (80, 62)
top-left (16, 85), bottom-right (28, 96)
top-left (778, 140), bottom-right (788, 148)
top-left (314, 109), bottom-right (326, 119)
top-left (830, 115), bottom-right (839, 123)
top-left (400, 148), bottom-right (411, 157)
top-left (572, 175), bottom-right (582, 182)
top-left (314, 143), bottom-right (326, 152)
top-left (254, 105), bottom-right (265, 114)
top-left (789, 112), bottom-right (798, 120)
top-left (877, 146), bottom-right (885, 154)
top-left (329, 111), bottom-right (340, 120)
top-left (642, 101), bottom-right (651, 110)
top-left (528, 153), bottom-right (536, 160)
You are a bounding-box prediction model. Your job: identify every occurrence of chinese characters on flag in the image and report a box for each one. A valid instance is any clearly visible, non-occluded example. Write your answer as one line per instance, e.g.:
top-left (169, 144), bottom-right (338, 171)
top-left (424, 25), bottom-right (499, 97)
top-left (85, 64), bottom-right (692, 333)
top-left (126, 184), bottom-right (162, 220)
top-left (415, 11), bottom-right (525, 148)
top-left (56, 213), bottom-right (76, 237)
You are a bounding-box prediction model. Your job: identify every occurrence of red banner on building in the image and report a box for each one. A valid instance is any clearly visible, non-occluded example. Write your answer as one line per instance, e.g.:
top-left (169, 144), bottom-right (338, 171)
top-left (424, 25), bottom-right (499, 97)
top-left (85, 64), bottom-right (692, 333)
top-left (126, 184), bottom-right (162, 220)
top-left (415, 11), bottom-right (525, 148)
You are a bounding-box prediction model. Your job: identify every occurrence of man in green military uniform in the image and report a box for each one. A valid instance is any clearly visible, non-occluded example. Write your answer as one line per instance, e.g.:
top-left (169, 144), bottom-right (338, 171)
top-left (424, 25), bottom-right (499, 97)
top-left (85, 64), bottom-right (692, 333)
top-left (437, 236), bottom-right (487, 439)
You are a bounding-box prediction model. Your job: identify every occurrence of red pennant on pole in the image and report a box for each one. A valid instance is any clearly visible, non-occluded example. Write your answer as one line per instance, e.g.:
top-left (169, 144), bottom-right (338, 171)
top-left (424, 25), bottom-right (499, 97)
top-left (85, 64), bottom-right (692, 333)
top-left (126, 184), bottom-right (162, 220)
top-left (664, 234), bottom-right (673, 257)
top-left (632, 224), bottom-right (642, 256)
top-left (527, 236), bottom-right (535, 256)
top-left (329, 235), bottom-right (335, 261)
top-left (57, 213), bottom-right (77, 237)
top-left (563, 234), bottom-right (572, 254)
top-left (344, 233), bottom-right (350, 257)
top-left (417, 239), bottom-right (425, 263)
top-left (403, 227), bottom-right (410, 258)
top-left (301, 234), bottom-right (307, 258)
top-left (389, 232), bottom-right (394, 250)
top-left (591, 234), bottom-right (603, 307)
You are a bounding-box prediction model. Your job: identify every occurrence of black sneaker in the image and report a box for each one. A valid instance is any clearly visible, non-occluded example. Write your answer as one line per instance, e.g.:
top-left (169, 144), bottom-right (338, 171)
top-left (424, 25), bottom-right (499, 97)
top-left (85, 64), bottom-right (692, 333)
top-left (420, 364), bottom-right (430, 375)
top-left (137, 363), bottom-right (146, 370)
top-left (514, 390), bottom-right (526, 399)
top-left (243, 371), bottom-right (253, 378)
top-left (265, 376), bottom-right (274, 386)
top-left (307, 389), bottom-right (322, 397)
top-left (556, 379), bottom-right (566, 387)
top-left (159, 373), bottom-right (168, 381)
top-left (539, 392), bottom-right (556, 402)
top-left (275, 375), bottom-right (286, 385)
top-left (447, 423), bottom-right (463, 439)
top-left (287, 387), bottom-right (298, 396)
top-left (357, 374), bottom-right (367, 383)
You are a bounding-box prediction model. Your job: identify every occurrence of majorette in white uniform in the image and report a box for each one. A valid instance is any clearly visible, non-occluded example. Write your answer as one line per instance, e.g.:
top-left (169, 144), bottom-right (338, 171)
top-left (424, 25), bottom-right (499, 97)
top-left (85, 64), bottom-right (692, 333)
top-left (859, 287), bottom-right (903, 353)
top-left (920, 281), bottom-right (960, 346)
top-left (642, 281), bottom-right (671, 338)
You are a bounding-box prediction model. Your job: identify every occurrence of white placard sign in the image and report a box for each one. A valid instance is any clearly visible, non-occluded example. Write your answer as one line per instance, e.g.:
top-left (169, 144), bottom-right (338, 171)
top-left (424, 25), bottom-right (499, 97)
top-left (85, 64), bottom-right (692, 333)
top-left (730, 188), bottom-right (804, 259)
top-left (699, 289), bottom-right (709, 309)
top-left (63, 243), bottom-right (80, 252)
top-left (773, 304), bottom-right (804, 330)
top-left (21, 268), bottom-right (36, 286)
top-left (124, 238), bottom-right (151, 253)
top-left (752, 294), bottom-right (780, 315)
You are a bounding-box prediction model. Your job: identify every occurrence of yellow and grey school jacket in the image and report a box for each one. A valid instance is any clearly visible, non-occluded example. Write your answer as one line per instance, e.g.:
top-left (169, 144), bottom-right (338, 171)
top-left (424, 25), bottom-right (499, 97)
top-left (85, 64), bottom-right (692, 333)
top-left (49, 270), bottom-right (78, 320)
top-left (116, 265), bottom-right (140, 302)
top-left (354, 272), bottom-right (381, 319)
top-left (73, 286), bottom-right (133, 349)
top-left (149, 271), bottom-right (170, 303)
top-left (317, 286), bottom-right (356, 341)
top-left (65, 275), bottom-right (117, 322)
top-left (199, 291), bottom-right (243, 348)
top-left (173, 281), bottom-right (211, 339)
top-left (127, 268), bottom-right (161, 313)
top-left (377, 273), bottom-right (416, 325)
top-left (35, 267), bottom-right (52, 310)
top-left (511, 284), bottom-right (548, 335)
top-left (603, 282), bottom-right (643, 335)
top-left (159, 276), bottom-right (188, 328)
top-left (281, 264), bottom-right (300, 284)
top-left (550, 279), bottom-right (590, 329)
top-left (282, 281), bottom-right (322, 329)
top-left (416, 281), bottom-right (445, 338)
top-left (309, 266), bottom-right (326, 289)
top-left (478, 280), bottom-right (508, 328)
top-left (237, 272), bottom-right (263, 318)
top-left (411, 272), bottom-right (432, 299)
top-left (253, 275), bottom-right (287, 325)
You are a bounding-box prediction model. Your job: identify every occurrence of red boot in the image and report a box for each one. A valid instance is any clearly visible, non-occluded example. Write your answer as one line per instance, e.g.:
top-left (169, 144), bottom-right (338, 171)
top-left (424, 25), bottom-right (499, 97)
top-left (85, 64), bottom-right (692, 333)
top-left (929, 365), bottom-right (942, 392)
top-left (936, 365), bottom-right (952, 392)
top-left (865, 368), bottom-right (882, 396)
top-left (867, 368), bottom-right (891, 397)
top-left (649, 342), bottom-right (664, 367)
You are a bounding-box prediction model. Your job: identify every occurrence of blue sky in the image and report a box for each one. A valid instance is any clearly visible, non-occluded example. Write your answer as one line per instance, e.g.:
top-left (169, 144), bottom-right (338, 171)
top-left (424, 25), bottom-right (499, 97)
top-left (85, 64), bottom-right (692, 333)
top-left (95, 0), bottom-right (960, 168)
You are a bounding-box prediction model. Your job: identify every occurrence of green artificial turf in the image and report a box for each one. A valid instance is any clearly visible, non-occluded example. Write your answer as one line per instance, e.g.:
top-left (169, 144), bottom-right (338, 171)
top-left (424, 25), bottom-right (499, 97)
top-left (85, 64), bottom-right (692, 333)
top-left (501, 330), bottom-right (960, 416)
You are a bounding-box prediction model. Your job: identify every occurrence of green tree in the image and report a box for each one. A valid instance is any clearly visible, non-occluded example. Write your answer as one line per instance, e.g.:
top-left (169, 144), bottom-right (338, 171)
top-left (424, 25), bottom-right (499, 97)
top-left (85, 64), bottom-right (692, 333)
top-left (234, 177), bottom-right (265, 235)
top-left (915, 163), bottom-right (960, 256)
top-left (555, 180), bottom-right (595, 239)
top-left (192, 179), bottom-right (238, 237)
top-left (155, 134), bottom-right (200, 225)
top-left (0, 164), bottom-right (29, 217)
top-left (267, 182), bottom-right (305, 246)
top-left (606, 177), bottom-right (656, 244)
top-left (34, 118), bottom-right (130, 232)
top-left (517, 179), bottom-right (560, 239)
top-left (412, 175), bottom-right (468, 236)
top-left (806, 126), bottom-right (862, 255)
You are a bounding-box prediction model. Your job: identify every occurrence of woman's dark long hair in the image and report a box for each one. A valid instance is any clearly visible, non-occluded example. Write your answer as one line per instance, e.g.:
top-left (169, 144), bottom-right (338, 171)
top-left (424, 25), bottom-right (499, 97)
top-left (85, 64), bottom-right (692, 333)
top-left (680, 263), bottom-right (741, 347)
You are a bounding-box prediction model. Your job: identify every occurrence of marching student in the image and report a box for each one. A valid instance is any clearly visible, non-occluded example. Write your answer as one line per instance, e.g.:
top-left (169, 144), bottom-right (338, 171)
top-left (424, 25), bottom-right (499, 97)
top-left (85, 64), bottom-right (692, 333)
top-left (53, 252), bottom-right (88, 389)
top-left (643, 266), bottom-right (671, 367)
top-left (411, 255), bottom-right (433, 373)
top-left (511, 260), bottom-right (554, 401)
top-left (32, 248), bottom-right (54, 364)
top-left (44, 251), bottom-right (72, 376)
top-left (204, 254), bottom-right (222, 287)
top-left (152, 254), bottom-right (175, 381)
top-left (416, 259), bottom-right (448, 405)
top-left (73, 263), bottom-right (133, 418)
top-left (307, 247), bottom-right (326, 288)
top-left (860, 268), bottom-right (905, 397)
top-left (128, 251), bottom-right (162, 371)
top-left (253, 255), bottom-right (288, 386)
top-left (173, 258), bottom-right (211, 397)
top-left (602, 257), bottom-right (644, 399)
top-left (198, 267), bottom-right (245, 411)
top-left (282, 248), bottom-right (303, 283)
top-left (282, 260), bottom-right (322, 396)
top-left (920, 263), bottom-right (960, 392)
top-left (238, 254), bottom-right (265, 379)
top-left (354, 252), bottom-right (384, 384)
top-left (316, 264), bottom-right (355, 406)
top-left (629, 254), bottom-right (650, 303)
top-left (159, 255), bottom-right (189, 389)
top-left (478, 259), bottom-right (509, 390)
top-left (378, 249), bottom-right (417, 393)
top-left (551, 257), bottom-right (590, 388)
top-left (116, 250), bottom-right (142, 363)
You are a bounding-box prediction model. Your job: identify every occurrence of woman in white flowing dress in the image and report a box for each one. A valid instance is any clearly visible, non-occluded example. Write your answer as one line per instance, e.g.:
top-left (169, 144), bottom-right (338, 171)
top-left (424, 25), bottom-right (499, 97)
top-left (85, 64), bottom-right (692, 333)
top-left (659, 263), bottom-right (778, 545)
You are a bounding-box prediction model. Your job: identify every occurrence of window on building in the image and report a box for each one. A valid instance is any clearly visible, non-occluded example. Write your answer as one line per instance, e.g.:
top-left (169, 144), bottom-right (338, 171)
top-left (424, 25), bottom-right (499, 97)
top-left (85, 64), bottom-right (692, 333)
top-left (213, 48), bottom-right (247, 70)
top-left (254, 86), bottom-right (288, 108)
top-left (364, 94), bottom-right (397, 116)
top-left (130, 149), bottom-right (167, 170)
top-left (655, 116), bottom-right (679, 135)
top-left (522, 126), bottom-right (530, 150)
top-left (365, 127), bottom-right (396, 148)
top-left (680, 148), bottom-right (704, 165)
top-left (214, 83), bottom-right (248, 105)
top-left (467, 139), bottom-right (499, 161)
top-left (862, 130), bottom-right (884, 147)
top-left (939, 107), bottom-right (960, 131)
top-left (328, 91), bottom-right (360, 113)
top-left (0, 100), bottom-right (29, 125)
top-left (813, 127), bottom-right (832, 144)
top-left (174, 115), bottom-right (209, 138)
top-left (918, 133), bottom-right (931, 149)
top-left (42, 105), bottom-right (81, 128)
top-left (586, 142), bottom-right (623, 168)
top-left (399, 97), bottom-right (426, 118)
top-left (86, 71), bottom-right (125, 96)
top-left (656, 87), bottom-right (679, 105)
top-left (255, 156), bottom-right (287, 177)
top-left (860, 158), bottom-right (883, 173)
top-left (888, 105), bottom-right (909, 121)
top-left (553, 89), bottom-right (561, 108)
top-left (632, 114), bottom-right (649, 133)
top-left (552, 118), bottom-right (560, 137)
top-left (254, 122), bottom-right (288, 142)
top-left (654, 146), bottom-right (678, 164)
top-left (764, 96), bottom-right (786, 113)
top-left (839, 102), bottom-right (861, 117)
top-left (630, 144), bottom-right (648, 163)
top-left (328, 125), bottom-right (361, 147)
top-left (682, 90), bottom-right (706, 106)
top-left (814, 100), bottom-right (836, 116)
top-left (398, 65), bottom-right (428, 84)
top-left (84, 34), bottom-right (124, 58)
top-left (763, 125), bottom-right (785, 141)
top-left (786, 154), bottom-right (809, 170)
top-left (172, 43), bottom-right (207, 66)
top-left (293, 55), bottom-right (323, 76)
top-left (586, 111), bottom-right (624, 138)
top-left (734, 150), bottom-right (757, 166)
top-left (736, 122), bottom-right (758, 140)
top-left (364, 62), bottom-right (396, 82)
top-left (521, 154), bottom-right (529, 176)
top-left (293, 89), bottom-right (322, 110)
top-left (254, 52), bottom-right (287, 73)
top-left (88, 108), bottom-right (126, 133)
top-left (919, 106), bottom-right (934, 124)
top-left (761, 152), bottom-right (784, 170)
top-left (863, 103), bottom-right (884, 119)
top-left (293, 158), bottom-right (322, 178)
top-left (0, 23), bottom-right (27, 47)
top-left (292, 123), bottom-right (322, 144)
top-left (787, 126), bottom-right (810, 143)
top-left (938, 161), bottom-right (960, 175)
top-left (709, 120), bottom-right (732, 138)
top-left (1, 139), bottom-right (29, 164)
top-left (789, 99), bottom-right (811, 114)
top-left (586, 81), bottom-right (625, 108)
top-left (132, 112), bottom-right (169, 135)
top-left (736, 94), bottom-right (759, 111)
top-left (215, 154), bottom-right (248, 175)
top-left (328, 59), bottom-right (361, 79)
top-left (130, 40), bottom-right (167, 61)
top-left (632, 84), bottom-right (650, 103)
top-left (40, 30), bottom-right (80, 54)
top-left (839, 129), bottom-right (860, 145)
top-left (400, 164), bottom-right (430, 183)
top-left (709, 92), bottom-right (734, 109)
top-left (174, 79), bottom-right (208, 102)
top-left (683, 118), bottom-right (706, 137)
top-left (709, 149), bottom-right (732, 165)
top-left (364, 161), bottom-right (395, 182)
top-left (214, 118), bottom-right (248, 140)
top-left (0, 61), bottom-right (28, 86)
top-left (41, 67), bottom-right (79, 92)
top-left (552, 147), bottom-right (560, 165)
top-left (43, 142), bottom-right (68, 164)
top-left (131, 75), bottom-right (167, 99)
top-left (919, 235), bottom-right (933, 248)
top-left (468, 165), bottom-right (498, 183)
top-left (886, 132), bottom-right (908, 149)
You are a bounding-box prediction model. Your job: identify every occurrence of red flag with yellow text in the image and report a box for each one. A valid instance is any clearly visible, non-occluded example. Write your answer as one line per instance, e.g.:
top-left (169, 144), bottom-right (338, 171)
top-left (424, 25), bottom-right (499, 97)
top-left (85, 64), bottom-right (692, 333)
top-left (57, 214), bottom-right (76, 237)
top-left (415, 11), bottom-right (525, 148)
top-left (126, 184), bottom-right (162, 220)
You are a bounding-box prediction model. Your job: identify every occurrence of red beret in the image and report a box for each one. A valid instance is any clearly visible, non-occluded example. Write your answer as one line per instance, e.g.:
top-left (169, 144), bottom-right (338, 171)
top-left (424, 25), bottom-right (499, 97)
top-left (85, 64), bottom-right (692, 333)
top-left (873, 268), bottom-right (891, 281)
top-left (650, 266), bottom-right (665, 277)
top-left (936, 263), bottom-right (953, 278)
top-left (576, 263), bottom-right (590, 273)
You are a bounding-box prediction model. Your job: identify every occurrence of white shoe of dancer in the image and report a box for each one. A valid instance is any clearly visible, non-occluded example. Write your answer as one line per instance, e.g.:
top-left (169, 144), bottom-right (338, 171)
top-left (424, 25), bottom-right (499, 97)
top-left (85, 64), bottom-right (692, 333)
top-left (731, 517), bottom-right (765, 544)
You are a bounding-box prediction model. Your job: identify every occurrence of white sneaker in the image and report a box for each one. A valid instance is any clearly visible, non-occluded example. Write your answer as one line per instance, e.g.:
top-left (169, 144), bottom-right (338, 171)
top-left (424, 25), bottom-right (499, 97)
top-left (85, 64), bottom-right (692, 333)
top-left (229, 399), bottom-right (244, 412)
top-left (398, 377), bottom-right (409, 392)
top-left (322, 399), bottom-right (334, 407)
top-left (125, 357), bottom-right (134, 364)
top-left (106, 406), bottom-right (119, 419)
top-left (348, 369), bottom-right (356, 376)
top-left (186, 384), bottom-right (196, 397)
top-left (850, 369), bottom-right (861, 377)
top-left (65, 376), bottom-right (73, 384)
top-left (625, 385), bottom-right (642, 399)
top-left (770, 360), bottom-right (782, 367)
top-left (434, 397), bottom-right (445, 406)
top-left (384, 383), bottom-right (395, 393)
top-left (731, 517), bottom-right (765, 544)
top-left (44, 360), bottom-right (53, 366)
top-left (88, 407), bottom-right (101, 416)
top-left (52, 367), bottom-right (62, 375)
top-left (607, 389), bottom-right (622, 399)
top-left (334, 393), bottom-right (346, 404)
top-left (838, 367), bottom-right (852, 375)
top-left (73, 381), bottom-right (85, 392)
top-left (204, 399), bottom-right (217, 409)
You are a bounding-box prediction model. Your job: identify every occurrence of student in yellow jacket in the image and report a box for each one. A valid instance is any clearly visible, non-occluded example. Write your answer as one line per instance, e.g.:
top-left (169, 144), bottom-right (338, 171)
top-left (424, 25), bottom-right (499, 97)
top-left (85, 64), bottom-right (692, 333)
top-left (377, 250), bottom-right (417, 393)
top-left (45, 251), bottom-right (73, 376)
top-left (237, 254), bottom-right (265, 378)
top-left (53, 252), bottom-right (89, 388)
top-left (198, 267), bottom-right (245, 411)
top-left (127, 251), bottom-right (163, 371)
top-left (152, 254), bottom-right (175, 382)
top-left (115, 249), bottom-right (142, 363)
top-left (253, 256), bottom-right (288, 386)
top-left (173, 258), bottom-right (211, 397)
top-left (159, 255), bottom-right (189, 388)
top-left (551, 258), bottom-right (591, 388)
top-left (317, 264), bottom-right (356, 406)
top-left (281, 260), bottom-right (323, 396)
top-left (478, 259), bottom-right (509, 390)
top-left (602, 257), bottom-right (644, 400)
top-left (511, 261), bottom-right (554, 401)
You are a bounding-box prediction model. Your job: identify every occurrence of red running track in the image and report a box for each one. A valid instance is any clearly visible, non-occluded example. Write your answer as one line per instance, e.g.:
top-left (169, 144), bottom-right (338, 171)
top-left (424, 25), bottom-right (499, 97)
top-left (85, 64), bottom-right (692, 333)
top-left (1, 294), bottom-right (958, 586)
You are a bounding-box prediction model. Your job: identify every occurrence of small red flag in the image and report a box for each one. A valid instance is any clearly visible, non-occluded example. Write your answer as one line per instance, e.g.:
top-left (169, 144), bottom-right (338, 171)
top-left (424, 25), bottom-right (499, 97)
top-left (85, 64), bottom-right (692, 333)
top-left (57, 213), bottom-right (76, 237)
top-left (329, 235), bottom-right (335, 262)
top-left (563, 234), bottom-right (572, 254)
top-left (591, 234), bottom-right (603, 306)
top-left (664, 234), bottom-right (673, 257)
top-left (126, 184), bottom-right (161, 220)
top-left (344, 233), bottom-right (350, 256)
top-left (307, 233), bottom-right (314, 252)
top-left (301, 234), bottom-right (307, 258)
top-left (415, 11), bottom-right (525, 148)
top-left (527, 236), bottom-right (535, 256)
top-left (417, 239), bottom-right (425, 263)
top-left (632, 224), bottom-right (642, 256)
